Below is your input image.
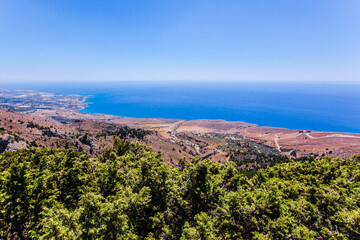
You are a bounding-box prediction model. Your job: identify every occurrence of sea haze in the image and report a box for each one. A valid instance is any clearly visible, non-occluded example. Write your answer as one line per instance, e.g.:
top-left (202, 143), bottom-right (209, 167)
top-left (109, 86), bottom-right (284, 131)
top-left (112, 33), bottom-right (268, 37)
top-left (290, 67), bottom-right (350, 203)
top-left (2, 81), bottom-right (360, 133)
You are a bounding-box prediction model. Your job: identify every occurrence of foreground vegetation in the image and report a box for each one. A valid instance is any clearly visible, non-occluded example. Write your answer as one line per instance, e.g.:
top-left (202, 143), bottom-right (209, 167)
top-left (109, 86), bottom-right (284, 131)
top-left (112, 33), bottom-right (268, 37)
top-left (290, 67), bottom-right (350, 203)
top-left (0, 140), bottom-right (359, 239)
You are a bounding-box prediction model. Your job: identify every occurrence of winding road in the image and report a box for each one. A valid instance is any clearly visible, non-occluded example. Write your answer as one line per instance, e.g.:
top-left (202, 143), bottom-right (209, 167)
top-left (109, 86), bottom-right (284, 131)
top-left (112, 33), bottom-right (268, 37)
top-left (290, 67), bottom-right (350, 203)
top-left (274, 134), bottom-right (282, 152)
top-left (305, 133), bottom-right (360, 140)
top-left (273, 132), bottom-right (360, 152)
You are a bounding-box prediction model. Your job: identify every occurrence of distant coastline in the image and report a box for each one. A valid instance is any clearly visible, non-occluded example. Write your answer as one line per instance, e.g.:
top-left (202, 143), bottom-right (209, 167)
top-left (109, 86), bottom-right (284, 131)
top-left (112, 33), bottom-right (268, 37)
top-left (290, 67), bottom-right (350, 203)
top-left (2, 87), bottom-right (360, 159)
top-left (1, 81), bottom-right (360, 133)
top-left (75, 82), bottom-right (360, 134)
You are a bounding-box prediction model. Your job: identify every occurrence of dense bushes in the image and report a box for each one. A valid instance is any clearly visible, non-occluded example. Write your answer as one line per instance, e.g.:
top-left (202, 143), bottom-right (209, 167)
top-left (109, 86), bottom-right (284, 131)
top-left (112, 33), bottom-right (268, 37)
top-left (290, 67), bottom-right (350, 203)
top-left (0, 140), bottom-right (359, 239)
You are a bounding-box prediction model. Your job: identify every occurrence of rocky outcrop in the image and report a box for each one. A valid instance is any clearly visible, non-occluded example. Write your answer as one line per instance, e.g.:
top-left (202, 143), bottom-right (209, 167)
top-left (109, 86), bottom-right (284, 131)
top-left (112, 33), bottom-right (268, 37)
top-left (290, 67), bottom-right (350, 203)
top-left (6, 141), bottom-right (26, 152)
top-left (0, 137), bottom-right (26, 154)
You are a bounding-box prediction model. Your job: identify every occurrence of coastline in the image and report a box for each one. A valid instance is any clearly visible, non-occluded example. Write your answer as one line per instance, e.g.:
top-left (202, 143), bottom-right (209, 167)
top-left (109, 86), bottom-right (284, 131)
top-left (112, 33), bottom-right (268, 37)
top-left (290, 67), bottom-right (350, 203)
top-left (1, 88), bottom-right (360, 159)
top-left (78, 93), bottom-right (360, 134)
top-left (2, 87), bottom-right (360, 134)
top-left (1, 81), bottom-right (360, 133)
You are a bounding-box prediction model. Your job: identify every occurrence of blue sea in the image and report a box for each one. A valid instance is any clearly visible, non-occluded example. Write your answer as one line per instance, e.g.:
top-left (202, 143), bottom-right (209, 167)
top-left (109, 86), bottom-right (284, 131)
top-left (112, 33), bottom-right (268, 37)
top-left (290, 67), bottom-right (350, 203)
top-left (2, 81), bottom-right (360, 133)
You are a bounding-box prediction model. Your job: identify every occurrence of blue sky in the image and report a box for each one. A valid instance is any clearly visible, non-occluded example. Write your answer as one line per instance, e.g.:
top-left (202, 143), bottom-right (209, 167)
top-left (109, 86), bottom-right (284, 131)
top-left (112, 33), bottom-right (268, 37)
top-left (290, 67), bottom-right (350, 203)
top-left (0, 0), bottom-right (359, 82)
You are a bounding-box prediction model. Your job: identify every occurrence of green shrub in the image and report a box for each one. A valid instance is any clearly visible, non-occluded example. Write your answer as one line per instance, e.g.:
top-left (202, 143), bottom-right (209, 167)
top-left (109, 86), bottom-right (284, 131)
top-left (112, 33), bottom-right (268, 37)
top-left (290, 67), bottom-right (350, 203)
top-left (0, 140), bottom-right (359, 239)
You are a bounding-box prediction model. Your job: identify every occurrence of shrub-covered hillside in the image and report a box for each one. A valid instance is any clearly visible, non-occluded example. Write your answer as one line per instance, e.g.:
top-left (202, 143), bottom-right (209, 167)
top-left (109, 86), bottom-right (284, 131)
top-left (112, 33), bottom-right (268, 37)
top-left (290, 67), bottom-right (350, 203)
top-left (0, 140), bottom-right (359, 239)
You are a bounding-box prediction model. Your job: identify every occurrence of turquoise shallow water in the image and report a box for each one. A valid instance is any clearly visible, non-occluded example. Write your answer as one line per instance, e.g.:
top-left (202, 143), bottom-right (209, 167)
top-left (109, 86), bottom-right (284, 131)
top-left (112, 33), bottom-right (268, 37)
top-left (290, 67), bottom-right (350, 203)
top-left (2, 81), bottom-right (360, 133)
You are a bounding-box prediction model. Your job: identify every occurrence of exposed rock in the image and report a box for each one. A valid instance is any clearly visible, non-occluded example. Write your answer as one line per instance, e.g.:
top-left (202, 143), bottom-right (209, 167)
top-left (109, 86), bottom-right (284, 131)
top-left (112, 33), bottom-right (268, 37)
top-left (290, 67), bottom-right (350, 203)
top-left (6, 141), bottom-right (27, 152)
top-left (0, 138), bottom-right (26, 153)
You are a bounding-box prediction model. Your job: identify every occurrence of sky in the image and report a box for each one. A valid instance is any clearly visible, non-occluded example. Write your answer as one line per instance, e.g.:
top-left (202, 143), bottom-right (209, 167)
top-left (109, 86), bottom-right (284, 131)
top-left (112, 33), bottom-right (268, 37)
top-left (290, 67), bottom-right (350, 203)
top-left (0, 0), bottom-right (360, 83)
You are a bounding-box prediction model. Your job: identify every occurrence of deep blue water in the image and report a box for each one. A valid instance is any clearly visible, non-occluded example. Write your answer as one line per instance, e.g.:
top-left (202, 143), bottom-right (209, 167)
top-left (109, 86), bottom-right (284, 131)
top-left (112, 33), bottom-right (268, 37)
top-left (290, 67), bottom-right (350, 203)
top-left (2, 81), bottom-right (360, 133)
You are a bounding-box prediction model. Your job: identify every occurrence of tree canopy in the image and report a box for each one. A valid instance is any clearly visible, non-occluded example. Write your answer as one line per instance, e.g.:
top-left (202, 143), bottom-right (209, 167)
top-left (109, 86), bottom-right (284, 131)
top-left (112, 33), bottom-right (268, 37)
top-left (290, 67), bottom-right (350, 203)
top-left (0, 139), bottom-right (359, 239)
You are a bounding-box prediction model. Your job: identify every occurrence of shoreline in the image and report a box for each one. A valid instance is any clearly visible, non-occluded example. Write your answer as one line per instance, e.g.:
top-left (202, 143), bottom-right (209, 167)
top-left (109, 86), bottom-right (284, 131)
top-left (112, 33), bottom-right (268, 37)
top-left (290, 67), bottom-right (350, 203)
top-left (1, 88), bottom-right (360, 134)
top-left (1, 87), bottom-right (360, 159)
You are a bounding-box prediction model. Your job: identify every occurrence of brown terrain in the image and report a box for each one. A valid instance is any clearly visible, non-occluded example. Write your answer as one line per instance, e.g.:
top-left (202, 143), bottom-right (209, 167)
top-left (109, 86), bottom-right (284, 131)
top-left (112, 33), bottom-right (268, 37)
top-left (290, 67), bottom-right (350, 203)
top-left (1, 89), bottom-right (359, 168)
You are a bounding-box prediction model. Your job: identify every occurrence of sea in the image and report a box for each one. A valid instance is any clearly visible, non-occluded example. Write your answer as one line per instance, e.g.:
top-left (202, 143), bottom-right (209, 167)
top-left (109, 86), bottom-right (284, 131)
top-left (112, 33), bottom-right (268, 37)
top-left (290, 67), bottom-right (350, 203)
top-left (2, 81), bottom-right (360, 133)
